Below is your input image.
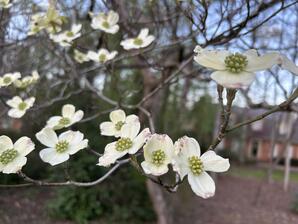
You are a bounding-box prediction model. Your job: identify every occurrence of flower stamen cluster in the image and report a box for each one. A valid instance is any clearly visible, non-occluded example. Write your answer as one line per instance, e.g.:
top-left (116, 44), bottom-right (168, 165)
top-left (224, 53), bottom-right (248, 73)
top-left (188, 156), bottom-right (204, 175)
top-left (55, 140), bottom-right (69, 153)
top-left (152, 149), bottom-right (166, 166)
top-left (116, 138), bottom-right (133, 151)
top-left (0, 149), bottom-right (18, 165)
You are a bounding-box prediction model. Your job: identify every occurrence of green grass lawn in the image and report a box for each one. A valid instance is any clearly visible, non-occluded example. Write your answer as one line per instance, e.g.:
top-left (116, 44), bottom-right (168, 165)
top-left (229, 165), bottom-right (298, 182)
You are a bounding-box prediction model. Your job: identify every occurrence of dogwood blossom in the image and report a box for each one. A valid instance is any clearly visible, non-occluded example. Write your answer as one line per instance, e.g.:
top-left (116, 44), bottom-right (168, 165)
top-left (0, 135), bottom-right (35, 174)
top-left (14, 70), bottom-right (39, 89)
top-left (120, 28), bottom-right (155, 50)
top-left (28, 6), bottom-right (66, 35)
top-left (193, 46), bottom-right (280, 88)
top-left (0, 0), bottom-right (11, 8)
top-left (141, 134), bottom-right (174, 176)
top-left (173, 136), bottom-right (230, 198)
top-left (97, 123), bottom-right (151, 167)
top-left (46, 104), bottom-right (84, 130)
top-left (90, 10), bottom-right (119, 34)
top-left (50, 24), bottom-right (82, 47)
top-left (36, 128), bottom-right (88, 166)
top-left (74, 49), bottom-right (90, 63)
top-left (6, 96), bottom-right (35, 118)
top-left (0, 72), bottom-right (21, 87)
top-left (87, 49), bottom-right (118, 64)
top-left (100, 109), bottom-right (139, 137)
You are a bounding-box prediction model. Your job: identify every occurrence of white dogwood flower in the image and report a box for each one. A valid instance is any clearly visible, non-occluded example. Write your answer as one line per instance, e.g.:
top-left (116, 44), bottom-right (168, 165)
top-left (14, 70), bottom-right (39, 89)
top-left (74, 49), bottom-right (90, 63)
top-left (46, 104), bottom-right (84, 130)
top-left (173, 136), bottom-right (230, 198)
top-left (0, 0), bottom-right (12, 8)
top-left (6, 96), bottom-right (35, 118)
top-left (28, 6), bottom-right (66, 35)
top-left (100, 109), bottom-right (139, 137)
top-left (0, 135), bottom-right (35, 174)
top-left (90, 10), bottom-right (119, 34)
top-left (87, 49), bottom-right (118, 64)
top-left (193, 46), bottom-right (280, 88)
top-left (120, 28), bottom-right (155, 50)
top-left (141, 134), bottom-right (174, 176)
top-left (50, 24), bottom-right (82, 47)
top-left (36, 128), bottom-right (88, 166)
top-left (97, 123), bottom-right (151, 167)
top-left (0, 72), bottom-right (21, 87)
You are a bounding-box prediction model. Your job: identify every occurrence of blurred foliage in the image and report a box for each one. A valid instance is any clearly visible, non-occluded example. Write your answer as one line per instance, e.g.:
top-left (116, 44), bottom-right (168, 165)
top-left (291, 192), bottom-right (298, 214)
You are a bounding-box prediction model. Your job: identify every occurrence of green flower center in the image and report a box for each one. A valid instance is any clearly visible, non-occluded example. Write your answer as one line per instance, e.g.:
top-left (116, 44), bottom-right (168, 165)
top-left (115, 121), bottom-right (125, 131)
top-left (116, 138), bottom-right (132, 152)
top-left (224, 53), bottom-right (248, 73)
top-left (3, 77), bottom-right (11, 84)
top-left (55, 140), bottom-right (69, 153)
top-left (66, 31), bottom-right (74, 37)
top-left (59, 117), bottom-right (71, 126)
top-left (18, 102), bottom-right (27, 111)
top-left (188, 156), bottom-right (204, 175)
top-left (133, 38), bottom-right (143, 46)
top-left (102, 21), bottom-right (110, 29)
top-left (99, 54), bottom-right (107, 62)
top-left (0, 149), bottom-right (18, 165)
top-left (152, 149), bottom-right (166, 166)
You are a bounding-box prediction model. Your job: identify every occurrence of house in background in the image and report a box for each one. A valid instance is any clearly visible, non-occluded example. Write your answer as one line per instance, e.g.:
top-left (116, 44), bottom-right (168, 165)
top-left (218, 107), bottom-right (298, 163)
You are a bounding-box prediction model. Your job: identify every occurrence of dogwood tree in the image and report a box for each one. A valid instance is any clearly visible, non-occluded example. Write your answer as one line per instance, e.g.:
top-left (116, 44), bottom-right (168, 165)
top-left (0, 0), bottom-right (297, 204)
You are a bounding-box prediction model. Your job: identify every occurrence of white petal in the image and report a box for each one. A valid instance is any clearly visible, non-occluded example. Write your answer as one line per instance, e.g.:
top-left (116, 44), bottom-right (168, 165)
top-left (138, 28), bottom-right (149, 38)
top-left (121, 120), bottom-right (141, 139)
top-left (120, 39), bottom-right (135, 50)
top-left (125, 114), bottom-right (139, 123)
top-left (245, 52), bottom-right (280, 72)
top-left (68, 139), bottom-right (88, 155)
top-left (46, 116), bottom-right (62, 128)
top-left (107, 11), bottom-right (119, 25)
top-left (194, 47), bottom-right (228, 70)
top-left (59, 130), bottom-right (76, 142)
top-left (2, 157), bottom-right (27, 174)
top-left (6, 96), bottom-right (22, 108)
top-left (142, 35), bottom-right (155, 47)
top-left (62, 104), bottom-right (76, 118)
top-left (129, 128), bottom-right (151, 154)
top-left (35, 128), bottom-right (58, 147)
top-left (39, 147), bottom-right (69, 166)
top-left (107, 51), bottom-right (118, 60)
top-left (25, 97), bottom-right (35, 107)
top-left (106, 25), bottom-right (119, 34)
top-left (174, 136), bottom-right (201, 157)
top-left (172, 155), bottom-right (189, 180)
top-left (8, 108), bottom-right (26, 118)
top-left (71, 110), bottom-right (84, 124)
top-left (87, 51), bottom-right (99, 61)
top-left (97, 142), bottom-right (127, 166)
top-left (141, 161), bottom-right (169, 176)
top-left (210, 70), bottom-right (255, 88)
top-left (109, 109), bottom-right (126, 123)
top-left (100, 121), bottom-right (118, 136)
top-left (0, 136), bottom-right (13, 153)
top-left (14, 137), bottom-right (35, 156)
top-left (188, 172), bottom-right (215, 198)
top-left (278, 54), bottom-right (298, 75)
top-left (201, 151), bottom-right (230, 172)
